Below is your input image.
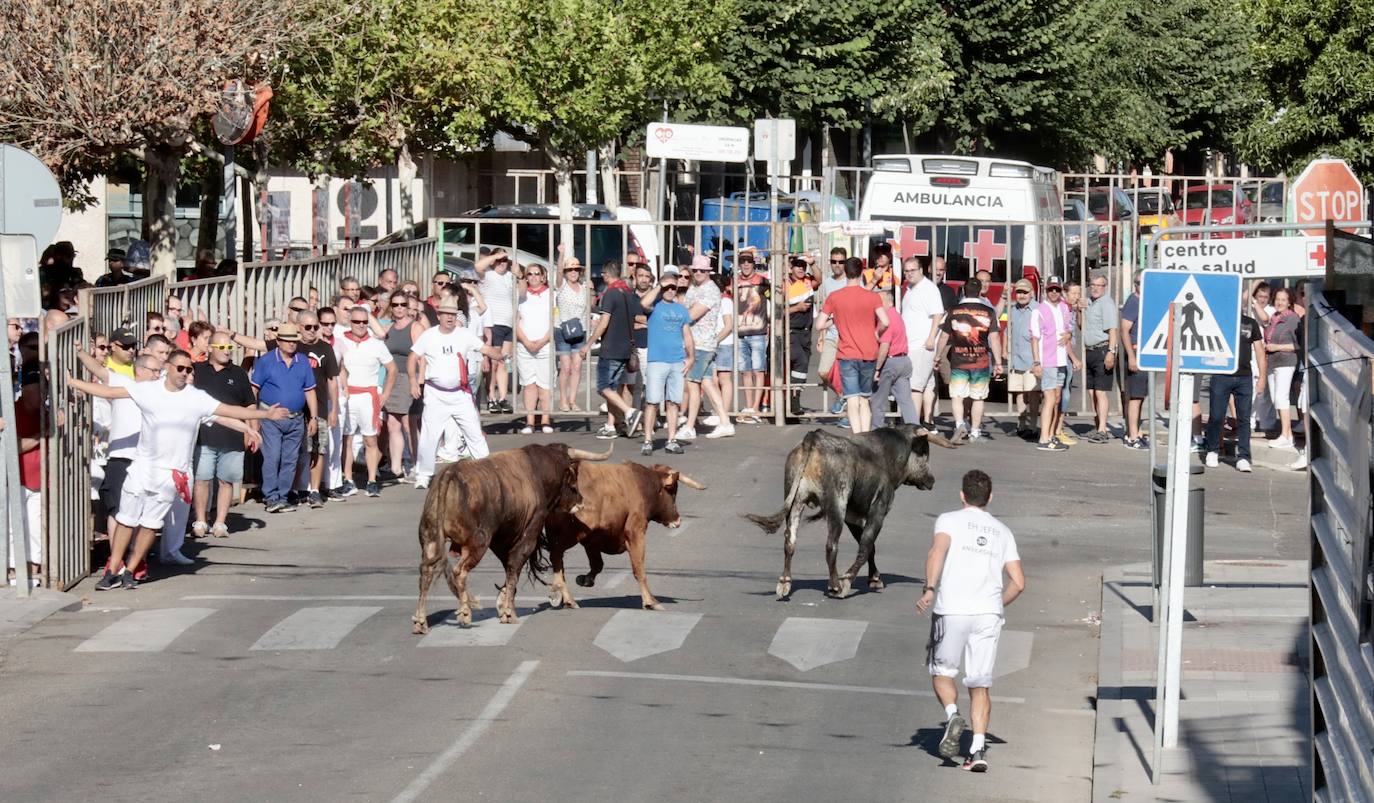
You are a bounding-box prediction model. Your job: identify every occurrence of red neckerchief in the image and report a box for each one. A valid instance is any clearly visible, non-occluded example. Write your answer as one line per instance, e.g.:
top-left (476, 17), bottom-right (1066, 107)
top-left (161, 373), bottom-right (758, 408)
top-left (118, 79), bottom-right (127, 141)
top-left (344, 330), bottom-right (370, 344)
top-left (526, 283), bottom-right (549, 296)
top-left (600, 279), bottom-right (631, 303)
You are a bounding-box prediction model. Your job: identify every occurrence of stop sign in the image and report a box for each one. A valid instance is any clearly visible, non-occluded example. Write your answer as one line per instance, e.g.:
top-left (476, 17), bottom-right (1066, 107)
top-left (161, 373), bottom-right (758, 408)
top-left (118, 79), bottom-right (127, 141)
top-left (1292, 158), bottom-right (1365, 235)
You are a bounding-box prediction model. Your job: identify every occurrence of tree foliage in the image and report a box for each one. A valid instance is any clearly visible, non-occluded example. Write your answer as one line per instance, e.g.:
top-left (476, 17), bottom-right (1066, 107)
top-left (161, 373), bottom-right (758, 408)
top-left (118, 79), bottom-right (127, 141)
top-left (1237, 0), bottom-right (1374, 181)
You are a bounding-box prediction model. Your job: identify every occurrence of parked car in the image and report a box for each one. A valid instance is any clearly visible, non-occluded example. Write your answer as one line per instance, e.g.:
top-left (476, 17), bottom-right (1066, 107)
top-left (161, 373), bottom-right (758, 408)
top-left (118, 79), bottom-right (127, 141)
top-left (1062, 199), bottom-right (1103, 270)
top-left (1240, 180), bottom-right (1286, 224)
top-left (1124, 187), bottom-right (1182, 239)
top-left (1180, 184), bottom-right (1253, 237)
top-left (1085, 186), bottom-right (1136, 263)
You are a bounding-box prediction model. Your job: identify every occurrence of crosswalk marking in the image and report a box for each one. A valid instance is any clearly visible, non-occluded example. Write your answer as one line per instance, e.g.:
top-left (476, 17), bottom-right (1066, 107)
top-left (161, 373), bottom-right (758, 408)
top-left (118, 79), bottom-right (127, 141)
top-left (418, 608), bottom-right (530, 648)
top-left (594, 610), bottom-right (702, 662)
top-left (74, 608), bottom-right (217, 653)
top-left (767, 617), bottom-right (868, 671)
top-left (251, 606), bottom-right (382, 651)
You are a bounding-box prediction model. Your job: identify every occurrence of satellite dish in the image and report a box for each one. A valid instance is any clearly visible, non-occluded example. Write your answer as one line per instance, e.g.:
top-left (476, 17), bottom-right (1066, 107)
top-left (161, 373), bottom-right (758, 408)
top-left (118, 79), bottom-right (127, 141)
top-left (213, 81), bottom-right (274, 145)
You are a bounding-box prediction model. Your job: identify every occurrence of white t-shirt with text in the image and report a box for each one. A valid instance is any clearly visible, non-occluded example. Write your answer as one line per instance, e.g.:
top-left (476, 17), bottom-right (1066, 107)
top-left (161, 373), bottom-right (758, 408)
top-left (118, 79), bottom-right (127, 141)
top-left (932, 506), bottom-right (1020, 616)
top-left (412, 326), bottom-right (485, 390)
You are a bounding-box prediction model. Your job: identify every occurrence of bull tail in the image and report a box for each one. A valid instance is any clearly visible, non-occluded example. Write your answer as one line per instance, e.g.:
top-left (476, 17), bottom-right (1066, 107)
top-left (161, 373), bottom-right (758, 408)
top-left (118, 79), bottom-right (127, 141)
top-left (524, 527), bottom-right (552, 586)
top-left (741, 431), bottom-right (821, 535)
top-left (741, 508), bottom-right (787, 534)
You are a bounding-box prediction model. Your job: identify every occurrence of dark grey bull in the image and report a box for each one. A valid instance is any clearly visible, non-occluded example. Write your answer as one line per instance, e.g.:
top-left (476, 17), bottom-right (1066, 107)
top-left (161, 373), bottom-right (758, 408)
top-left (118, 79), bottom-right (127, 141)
top-left (742, 425), bottom-right (955, 599)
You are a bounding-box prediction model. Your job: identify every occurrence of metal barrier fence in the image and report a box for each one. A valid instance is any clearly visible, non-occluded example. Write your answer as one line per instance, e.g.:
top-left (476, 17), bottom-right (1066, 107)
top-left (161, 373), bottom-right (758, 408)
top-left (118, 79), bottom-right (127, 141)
top-left (1304, 279), bottom-right (1374, 802)
top-left (168, 276), bottom-right (240, 335)
top-left (239, 255), bottom-right (342, 341)
top-left (85, 275), bottom-right (168, 342)
top-left (41, 316), bottom-right (93, 591)
top-left (338, 238), bottom-right (438, 291)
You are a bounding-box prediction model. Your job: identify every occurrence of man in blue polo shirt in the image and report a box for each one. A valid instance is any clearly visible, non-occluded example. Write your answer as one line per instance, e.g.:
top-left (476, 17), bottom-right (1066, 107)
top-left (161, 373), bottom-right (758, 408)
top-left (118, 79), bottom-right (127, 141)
top-left (251, 323), bottom-right (318, 513)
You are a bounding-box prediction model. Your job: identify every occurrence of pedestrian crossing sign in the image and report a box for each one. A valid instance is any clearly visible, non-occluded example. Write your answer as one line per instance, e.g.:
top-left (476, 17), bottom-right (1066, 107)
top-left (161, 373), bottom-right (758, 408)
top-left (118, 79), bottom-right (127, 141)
top-left (1137, 270), bottom-right (1241, 374)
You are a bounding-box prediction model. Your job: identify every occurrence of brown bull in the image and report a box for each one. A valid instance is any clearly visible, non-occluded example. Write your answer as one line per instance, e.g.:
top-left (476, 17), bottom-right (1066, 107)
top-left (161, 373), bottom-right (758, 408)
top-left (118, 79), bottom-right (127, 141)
top-left (411, 443), bottom-right (611, 633)
top-left (545, 462), bottom-right (706, 611)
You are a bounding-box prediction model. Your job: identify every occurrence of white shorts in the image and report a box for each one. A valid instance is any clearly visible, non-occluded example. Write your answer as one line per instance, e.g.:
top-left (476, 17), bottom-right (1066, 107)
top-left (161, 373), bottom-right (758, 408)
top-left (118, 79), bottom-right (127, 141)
top-left (909, 347), bottom-right (936, 393)
top-left (345, 391), bottom-right (381, 437)
top-left (7, 487), bottom-right (42, 568)
top-left (927, 612), bottom-right (1004, 688)
top-left (114, 482), bottom-right (176, 530)
top-left (516, 343), bottom-right (552, 389)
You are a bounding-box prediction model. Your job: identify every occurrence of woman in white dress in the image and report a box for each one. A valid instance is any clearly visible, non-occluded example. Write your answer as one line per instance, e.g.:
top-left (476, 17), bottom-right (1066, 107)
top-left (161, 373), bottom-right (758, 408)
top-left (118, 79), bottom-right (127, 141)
top-left (516, 263), bottom-right (554, 433)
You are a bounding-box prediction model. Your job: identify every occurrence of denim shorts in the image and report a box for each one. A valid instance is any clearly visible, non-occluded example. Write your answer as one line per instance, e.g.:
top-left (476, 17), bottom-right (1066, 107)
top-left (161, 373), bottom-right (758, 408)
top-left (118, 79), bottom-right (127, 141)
top-left (838, 358), bottom-right (876, 398)
top-left (194, 444), bottom-right (245, 483)
top-left (686, 349), bottom-right (716, 382)
top-left (554, 326), bottom-right (578, 355)
top-left (644, 361), bottom-right (686, 406)
top-left (737, 334), bottom-right (767, 372)
top-left (596, 357), bottom-right (629, 392)
top-left (714, 343), bottom-right (734, 371)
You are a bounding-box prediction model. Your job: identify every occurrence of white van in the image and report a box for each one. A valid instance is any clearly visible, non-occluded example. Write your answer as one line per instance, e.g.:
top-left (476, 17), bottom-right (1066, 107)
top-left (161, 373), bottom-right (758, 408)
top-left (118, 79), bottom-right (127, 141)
top-left (858, 155), bottom-right (1065, 294)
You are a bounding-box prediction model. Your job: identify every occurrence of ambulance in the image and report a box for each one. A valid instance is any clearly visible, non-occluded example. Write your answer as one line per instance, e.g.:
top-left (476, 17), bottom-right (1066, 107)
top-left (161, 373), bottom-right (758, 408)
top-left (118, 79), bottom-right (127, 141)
top-left (857, 155), bottom-right (1066, 297)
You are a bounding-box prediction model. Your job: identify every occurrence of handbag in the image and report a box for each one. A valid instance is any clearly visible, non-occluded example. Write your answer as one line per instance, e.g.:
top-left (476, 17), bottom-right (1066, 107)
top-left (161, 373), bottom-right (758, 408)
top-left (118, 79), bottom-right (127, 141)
top-left (558, 317), bottom-right (586, 344)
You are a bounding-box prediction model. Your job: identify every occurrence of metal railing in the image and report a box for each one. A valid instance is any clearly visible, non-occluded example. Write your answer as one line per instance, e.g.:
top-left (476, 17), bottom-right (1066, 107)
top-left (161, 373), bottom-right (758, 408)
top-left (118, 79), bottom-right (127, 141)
top-left (1305, 279), bottom-right (1374, 802)
top-left (337, 238), bottom-right (438, 291)
top-left (84, 275), bottom-right (168, 342)
top-left (168, 275), bottom-right (240, 336)
top-left (239, 255), bottom-right (341, 339)
top-left (41, 316), bottom-right (93, 591)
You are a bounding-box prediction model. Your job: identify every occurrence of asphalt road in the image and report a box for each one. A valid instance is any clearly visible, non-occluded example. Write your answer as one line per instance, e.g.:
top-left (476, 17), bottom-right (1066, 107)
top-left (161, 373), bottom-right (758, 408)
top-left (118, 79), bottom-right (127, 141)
top-left (0, 414), bottom-right (1308, 803)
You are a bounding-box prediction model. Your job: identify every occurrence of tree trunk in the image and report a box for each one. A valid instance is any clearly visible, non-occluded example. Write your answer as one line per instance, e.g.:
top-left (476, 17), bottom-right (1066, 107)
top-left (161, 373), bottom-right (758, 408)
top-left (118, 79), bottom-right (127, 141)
top-left (143, 147), bottom-right (181, 278)
top-left (598, 140), bottom-right (619, 209)
top-left (546, 138), bottom-right (576, 264)
top-left (397, 140), bottom-right (417, 236)
top-left (196, 156), bottom-right (222, 261)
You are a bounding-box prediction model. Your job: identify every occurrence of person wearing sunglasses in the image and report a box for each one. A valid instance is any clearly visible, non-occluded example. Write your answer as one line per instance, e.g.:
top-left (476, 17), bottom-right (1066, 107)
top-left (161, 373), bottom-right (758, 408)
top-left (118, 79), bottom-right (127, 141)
top-left (190, 332), bottom-right (257, 540)
top-left (817, 247), bottom-right (850, 413)
top-left (640, 267), bottom-right (694, 455)
top-left (1118, 270), bottom-right (1149, 450)
top-left (679, 255), bottom-right (734, 441)
top-left (381, 294), bottom-right (425, 484)
top-left (514, 264), bottom-right (555, 434)
top-left (339, 310), bottom-right (396, 498)
top-left (294, 311), bottom-right (341, 505)
top-left (251, 323), bottom-right (320, 513)
top-left (68, 350), bottom-right (285, 590)
top-left (1003, 278), bottom-right (1042, 438)
top-left (144, 311), bottom-right (167, 344)
top-left (1033, 277), bottom-right (1074, 451)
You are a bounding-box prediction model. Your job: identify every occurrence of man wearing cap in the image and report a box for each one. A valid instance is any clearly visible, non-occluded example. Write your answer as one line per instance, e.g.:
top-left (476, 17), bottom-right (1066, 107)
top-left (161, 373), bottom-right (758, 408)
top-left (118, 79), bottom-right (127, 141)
top-left (1033, 277), bottom-right (1075, 451)
top-left (103, 327), bottom-right (139, 378)
top-left (95, 249), bottom-right (135, 288)
top-left (410, 298), bottom-right (504, 489)
top-left (785, 254), bottom-right (820, 415)
top-left (733, 250), bottom-right (771, 421)
top-left (251, 323), bottom-right (318, 513)
top-left (681, 254), bottom-right (735, 439)
top-left (1004, 278), bottom-right (1041, 437)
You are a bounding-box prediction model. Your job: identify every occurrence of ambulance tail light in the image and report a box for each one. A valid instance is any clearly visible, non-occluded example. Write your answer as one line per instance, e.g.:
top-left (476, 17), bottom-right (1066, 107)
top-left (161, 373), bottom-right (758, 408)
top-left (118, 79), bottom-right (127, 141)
top-left (931, 176), bottom-right (970, 188)
top-left (990, 163), bottom-right (1034, 178)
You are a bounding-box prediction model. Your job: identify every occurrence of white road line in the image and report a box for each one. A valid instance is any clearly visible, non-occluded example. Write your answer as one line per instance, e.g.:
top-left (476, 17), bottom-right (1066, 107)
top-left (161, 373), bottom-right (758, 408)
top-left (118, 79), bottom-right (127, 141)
top-left (391, 660), bottom-right (539, 803)
top-left (74, 608), bottom-right (217, 653)
top-left (767, 617), bottom-right (868, 671)
top-left (184, 594), bottom-right (417, 601)
top-left (593, 610), bottom-right (702, 662)
top-left (251, 606), bottom-right (382, 651)
top-left (566, 670), bottom-right (1027, 704)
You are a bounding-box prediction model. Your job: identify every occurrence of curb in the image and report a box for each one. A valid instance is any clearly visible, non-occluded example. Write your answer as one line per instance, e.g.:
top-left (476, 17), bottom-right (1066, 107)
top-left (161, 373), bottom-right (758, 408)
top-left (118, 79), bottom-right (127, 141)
top-left (0, 587), bottom-right (84, 640)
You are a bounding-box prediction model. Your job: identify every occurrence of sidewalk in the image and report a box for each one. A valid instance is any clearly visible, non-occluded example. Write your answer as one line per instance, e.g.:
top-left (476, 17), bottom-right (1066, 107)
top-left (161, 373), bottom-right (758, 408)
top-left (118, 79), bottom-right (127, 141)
top-left (1093, 560), bottom-right (1312, 802)
top-left (0, 586), bottom-right (83, 640)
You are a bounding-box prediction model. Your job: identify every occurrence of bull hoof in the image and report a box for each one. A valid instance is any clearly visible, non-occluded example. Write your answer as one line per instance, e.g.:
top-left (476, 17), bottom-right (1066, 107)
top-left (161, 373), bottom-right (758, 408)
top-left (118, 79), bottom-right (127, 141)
top-left (548, 589), bottom-right (564, 608)
top-left (499, 611), bottom-right (519, 624)
top-left (456, 608), bottom-right (472, 627)
top-left (776, 579), bottom-right (792, 599)
top-left (575, 573), bottom-right (595, 588)
top-left (412, 616), bottom-right (429, 635)
top-left (869, 576), bottom-right (885, 591)
top-left (827, 578), bottom-right (853, 598)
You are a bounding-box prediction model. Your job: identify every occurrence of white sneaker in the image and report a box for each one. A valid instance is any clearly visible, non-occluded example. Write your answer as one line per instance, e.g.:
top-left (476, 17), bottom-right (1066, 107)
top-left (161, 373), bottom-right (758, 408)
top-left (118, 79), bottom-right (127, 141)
top-left (705, 424), bottom-right (736, 439)
top-left (519, 426), bottom-right (534, 435)
top-left (191, 521), bottom-right (208, 538)
top-left (677, 426), bottom-right (697, 441)
top-left (415, 478), bottom-right (430, 490)
top-left (1236, 459), bottom-right (1252, 473)
top-left (1268, 436), bottom-right (1294, 449)
top-left (1289, 453), bottom-right (1308, 471)
top-left (162, 549), bottom-right (194, 566)
top-left (1204, 451), bottom-right (1219, 468)
top-left (702, 415), bottom-right (721, 427)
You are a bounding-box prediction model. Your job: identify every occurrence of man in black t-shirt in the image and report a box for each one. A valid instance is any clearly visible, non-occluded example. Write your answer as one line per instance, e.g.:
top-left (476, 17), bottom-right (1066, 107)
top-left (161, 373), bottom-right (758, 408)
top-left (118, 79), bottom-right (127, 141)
top-left (1203, 315), bottom-right (1266, 472)
top-left (295, 311), bottom-right (340, 507)
top-left (582, 260), bottom-right (644, 438)
top-left (192, 332), bottom-right (258, 538)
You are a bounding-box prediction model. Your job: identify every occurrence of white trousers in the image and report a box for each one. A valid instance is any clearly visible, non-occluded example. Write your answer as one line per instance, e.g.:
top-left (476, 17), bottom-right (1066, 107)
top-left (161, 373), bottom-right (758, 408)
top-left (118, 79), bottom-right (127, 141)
top-left (416, 388), bottom-right (489, 482)
top-left (6, 487), bottom-right (42, 569)
top-left (327, 395), bottom-right (345, 490)
top-left (161, 494), bottom-right (191, 559)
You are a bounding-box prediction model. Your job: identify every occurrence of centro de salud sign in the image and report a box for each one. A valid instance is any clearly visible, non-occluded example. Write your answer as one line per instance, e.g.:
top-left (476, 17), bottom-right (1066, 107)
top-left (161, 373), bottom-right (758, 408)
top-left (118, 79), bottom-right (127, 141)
top-left (1156, 236), bottom-right (1328, 278)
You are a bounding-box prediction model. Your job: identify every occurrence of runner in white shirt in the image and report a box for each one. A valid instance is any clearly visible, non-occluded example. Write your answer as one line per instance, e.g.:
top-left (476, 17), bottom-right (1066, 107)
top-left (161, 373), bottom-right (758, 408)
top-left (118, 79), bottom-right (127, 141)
top-left (916, 469), bottom-right (1026, 773)
top-left (68, 350), bottom-right (286, 591)
top-left (899, 257), bottom-right (946, 426)
top-left (338, 308), bottom-right (396, 497)
top-left (409, 299), bottom-right (505, 488)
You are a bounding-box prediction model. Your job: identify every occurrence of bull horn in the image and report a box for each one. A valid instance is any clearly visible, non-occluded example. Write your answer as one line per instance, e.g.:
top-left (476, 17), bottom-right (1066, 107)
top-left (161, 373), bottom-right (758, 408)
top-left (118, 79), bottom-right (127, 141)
top-left (678, 473), bottom-right (707, 490)
top-left (568, 445), bottom-right (613, 461)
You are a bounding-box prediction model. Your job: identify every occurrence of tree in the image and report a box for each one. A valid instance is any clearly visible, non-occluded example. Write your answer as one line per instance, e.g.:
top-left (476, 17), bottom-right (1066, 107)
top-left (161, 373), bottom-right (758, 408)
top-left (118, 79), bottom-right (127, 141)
top-left (0, 0), bottom-right (327, 276)
top-left (266, 0), bottom-right (500, 232)
top-left (490, 0), bottom-right (734, 239)
top-left (1237, 0), bottom-right (1374, 181)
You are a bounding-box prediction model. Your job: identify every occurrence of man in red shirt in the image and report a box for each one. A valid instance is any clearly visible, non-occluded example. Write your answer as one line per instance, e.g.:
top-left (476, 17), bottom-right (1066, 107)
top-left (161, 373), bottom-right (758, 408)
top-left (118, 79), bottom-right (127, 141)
top-left (815, 257), bottom-right (889, 433)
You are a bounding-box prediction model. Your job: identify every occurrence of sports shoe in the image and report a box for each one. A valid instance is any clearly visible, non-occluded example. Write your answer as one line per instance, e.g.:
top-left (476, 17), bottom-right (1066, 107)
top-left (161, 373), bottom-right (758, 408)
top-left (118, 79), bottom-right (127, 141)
top-left (829, 399), bottom-right (845, 415)
top-left (415, 479), bottom-right (430, 490)
top-left (325, 488), bottom-right (348, 502)
top-left (190, 521), bottom-right (209, 539)
top-left (1268, 436), bottom-right (1294, 449)
top-left (677, 426), bottom-right (697, 442)
top-left (968, 430), bottom-right (986, 442)
top-left (624, 409), bottom-right (644, 436)
top-left (1236, 458), bottom-right (1253, 473)
top-left (95, 569), bottom-right (122, 591)
top-left (1122, 437), bottom-right (1148, 450)
top-left (162, 549), bottom-right (194, 566)
top-left (1037, 439), bottom-right (1067, 451)
top-left (952, 422), bottom-right (969, 442)
top-left (307, 491), bottom-right (324, 509)
top-left (486, 399), bottom-right (499, 413)
top-left (1289, 452), bottom-right (1308, 471)
top-left (702, 414), bottom-right (721, 427)
top-left (278, 502), bottom-right (298, 513)
top-left (519, 425), bottom-right (534, 435)
top-left (836, 417), bottom-right (850, 429)
top-left (1056, 431), bottom-right (1078, 445)
top-left (365, 481), bottom-right (381, 498)
top-left (961, 750), bottom-right (988, 772)
top-left (340, 481), bottom-right (358, 497)
top-left (541, 425), bottom-right (553, 434)
top-left (1086, 430), bottom-right (1110, 444)
top-left (500, 399), bottom-right (514, 414)
top-left (1204, 451), bottom-right (1219, 468)
top-left (640, 441), bottom-right (654, 456)
top-left (264, 502), bottom-right (285, 514)
top-left (664, 440), bottom-right (684, 455)
top-left (211, 523), bottom-right (230, 538)
top-left (938, 715), bottom-right (967, 758)
top-left (595, 425), bottom-right (619, 440)
top-left (705, 423), bottom-right (735, 439)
